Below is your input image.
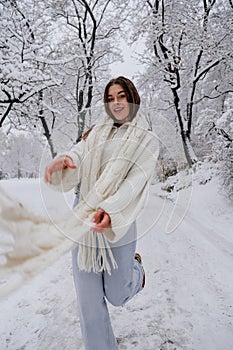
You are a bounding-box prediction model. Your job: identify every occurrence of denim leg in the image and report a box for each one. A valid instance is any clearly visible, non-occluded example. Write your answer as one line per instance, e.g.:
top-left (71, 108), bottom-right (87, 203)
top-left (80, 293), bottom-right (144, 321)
top-left (72, 247), bottom-right (118, 350)
top-left (104, 221), bottom-right (144, 307)
top-left (72, 196), bottom-right (117, 349)
top-left (73, 193), bottom-right (80, 208)
top-left (71, 195), bottom-right (144, 350)
top-left (72, 194), bottom-right (115, 350)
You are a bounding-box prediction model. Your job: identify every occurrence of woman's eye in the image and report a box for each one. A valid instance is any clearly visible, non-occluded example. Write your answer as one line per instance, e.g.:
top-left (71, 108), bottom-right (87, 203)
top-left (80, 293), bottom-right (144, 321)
top-left (107, 94), bottom-right (126, 103)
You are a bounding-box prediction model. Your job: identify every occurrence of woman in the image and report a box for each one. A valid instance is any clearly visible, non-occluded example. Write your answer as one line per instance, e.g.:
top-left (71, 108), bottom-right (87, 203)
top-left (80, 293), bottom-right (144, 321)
top-left (44, 76), bottom-right (158, 350)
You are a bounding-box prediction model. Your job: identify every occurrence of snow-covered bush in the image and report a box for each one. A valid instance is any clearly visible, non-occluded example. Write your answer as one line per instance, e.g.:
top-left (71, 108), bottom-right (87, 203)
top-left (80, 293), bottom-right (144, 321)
top-left (196, 107), bottom-right (233, 200)
top-left (214, 110), bottom-right (233, 200)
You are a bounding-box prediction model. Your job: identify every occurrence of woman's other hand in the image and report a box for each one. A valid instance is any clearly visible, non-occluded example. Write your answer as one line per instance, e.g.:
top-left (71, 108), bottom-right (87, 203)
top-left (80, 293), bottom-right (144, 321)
top-left (91, 208), bottom-right (111, 233)
top-left (44, 156), bottom-right (76, 184)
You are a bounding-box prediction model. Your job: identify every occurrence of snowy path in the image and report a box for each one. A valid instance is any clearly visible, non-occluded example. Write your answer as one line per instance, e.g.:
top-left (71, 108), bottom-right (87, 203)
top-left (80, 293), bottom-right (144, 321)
top-left (0, 178), bottom-right (233, 350)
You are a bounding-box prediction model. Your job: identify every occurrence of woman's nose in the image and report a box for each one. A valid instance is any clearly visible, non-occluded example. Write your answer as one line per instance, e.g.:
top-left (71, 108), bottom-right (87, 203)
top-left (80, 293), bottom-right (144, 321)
top-left (113, 96), bottom-right (120, 103)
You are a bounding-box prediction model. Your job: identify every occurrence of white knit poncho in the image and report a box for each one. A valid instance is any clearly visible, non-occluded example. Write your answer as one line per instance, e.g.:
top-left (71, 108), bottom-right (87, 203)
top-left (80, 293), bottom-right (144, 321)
top-left (0, 113), bottom-right (158, 297)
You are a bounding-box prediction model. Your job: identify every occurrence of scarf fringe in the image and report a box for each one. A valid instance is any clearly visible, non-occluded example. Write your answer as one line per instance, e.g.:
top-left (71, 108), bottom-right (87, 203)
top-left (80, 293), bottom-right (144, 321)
top-left (77, 231), bottom-right (118, 275)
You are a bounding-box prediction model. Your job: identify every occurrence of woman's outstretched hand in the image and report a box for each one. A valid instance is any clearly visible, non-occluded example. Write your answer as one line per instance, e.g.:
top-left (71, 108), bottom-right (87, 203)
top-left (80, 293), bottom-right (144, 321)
top-left (44, 156), bottom-right (76, 184)
top-left (92, 208), bottom-right (111, 233)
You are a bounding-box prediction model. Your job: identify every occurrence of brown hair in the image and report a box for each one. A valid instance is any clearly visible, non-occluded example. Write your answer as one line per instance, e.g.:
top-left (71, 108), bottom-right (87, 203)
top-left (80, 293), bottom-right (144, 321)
top-left (81, 124), bottom-right (95, 141)
top-left (104, 76), bottom-right (140, 121)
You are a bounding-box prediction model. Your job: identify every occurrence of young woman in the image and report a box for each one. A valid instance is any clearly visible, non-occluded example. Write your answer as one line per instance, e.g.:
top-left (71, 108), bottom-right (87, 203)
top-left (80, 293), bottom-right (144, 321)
top-left (44, 76), bottom-right (158, 350)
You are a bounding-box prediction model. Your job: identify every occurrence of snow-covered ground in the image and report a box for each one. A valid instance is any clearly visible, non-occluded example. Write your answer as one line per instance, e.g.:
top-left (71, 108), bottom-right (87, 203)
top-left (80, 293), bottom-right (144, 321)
top-left (0, 171), bottom-right (233, 350)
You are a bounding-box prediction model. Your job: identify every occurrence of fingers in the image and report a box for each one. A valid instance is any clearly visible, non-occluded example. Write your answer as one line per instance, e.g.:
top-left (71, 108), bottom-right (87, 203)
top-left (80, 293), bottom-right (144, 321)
top-left (92, 208), bottom-right (105, 224)
top-left (44, 156), bottom-right (76, 184)
top-left (64, 157), bottom-right (77, 169)
top-left (92, 211), bottom-right (111, 233)
top-left (44, 165), bottom-right (53, 184)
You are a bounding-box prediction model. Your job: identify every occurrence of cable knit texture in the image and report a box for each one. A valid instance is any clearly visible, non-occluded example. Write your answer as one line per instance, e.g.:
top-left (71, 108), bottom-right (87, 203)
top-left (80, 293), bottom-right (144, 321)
top-left (50, 112), bottom-right (158, 273)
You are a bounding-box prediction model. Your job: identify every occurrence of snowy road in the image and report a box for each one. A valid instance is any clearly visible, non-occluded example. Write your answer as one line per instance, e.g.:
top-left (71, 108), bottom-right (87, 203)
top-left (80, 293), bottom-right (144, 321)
top-left (0, 178), bottom-right (233, 350)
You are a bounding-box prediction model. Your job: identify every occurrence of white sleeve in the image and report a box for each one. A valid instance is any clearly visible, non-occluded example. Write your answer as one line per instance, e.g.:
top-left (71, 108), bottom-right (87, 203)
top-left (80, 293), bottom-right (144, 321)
top-left (48, 140), bottom-right (85, 192)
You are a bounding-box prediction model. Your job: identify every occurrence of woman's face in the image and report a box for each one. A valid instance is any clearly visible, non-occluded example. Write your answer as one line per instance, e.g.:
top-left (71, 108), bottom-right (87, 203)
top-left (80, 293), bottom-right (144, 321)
top-left (107, 84), bottom-right (130, 123)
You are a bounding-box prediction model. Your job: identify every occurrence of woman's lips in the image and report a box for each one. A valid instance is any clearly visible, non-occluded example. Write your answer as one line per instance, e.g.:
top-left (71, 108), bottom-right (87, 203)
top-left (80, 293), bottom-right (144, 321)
top-left (113, 107), bottom-right (124, 113)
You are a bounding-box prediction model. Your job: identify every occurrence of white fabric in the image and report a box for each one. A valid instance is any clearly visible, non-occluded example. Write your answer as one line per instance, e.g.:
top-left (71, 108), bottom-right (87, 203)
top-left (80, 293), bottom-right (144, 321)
top-left (0, 187), bottom-right (72, 297)
top-left (51, 113), bottom-right (158, 273)
top-left (0, 112), bottom-right (158, 296)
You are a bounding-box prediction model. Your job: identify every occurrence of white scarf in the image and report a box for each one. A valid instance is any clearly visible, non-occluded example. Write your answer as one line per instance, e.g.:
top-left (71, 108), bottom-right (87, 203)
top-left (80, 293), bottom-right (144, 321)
top-left (66, 113), bottom-right (152, 273)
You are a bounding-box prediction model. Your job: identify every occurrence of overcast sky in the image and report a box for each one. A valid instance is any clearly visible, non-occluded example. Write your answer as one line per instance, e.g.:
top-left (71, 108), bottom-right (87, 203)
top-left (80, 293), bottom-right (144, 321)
top-left (110, 39), bottom-right (145, 79)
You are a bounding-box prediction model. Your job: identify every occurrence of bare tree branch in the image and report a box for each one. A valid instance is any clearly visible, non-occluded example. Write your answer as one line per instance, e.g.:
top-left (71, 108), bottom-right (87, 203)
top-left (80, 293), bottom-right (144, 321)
top-left (193, 89), bottom-right (233, 105)
top-left (193, 58), bottom-right (223, 84)
top-left (0, 102), bottom-right (13, 128)
top-left (96, 0), bottom-right (111, 29)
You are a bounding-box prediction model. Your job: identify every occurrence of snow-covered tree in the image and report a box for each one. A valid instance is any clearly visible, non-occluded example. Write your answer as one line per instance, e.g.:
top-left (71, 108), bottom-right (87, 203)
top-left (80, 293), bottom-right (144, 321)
top-left (0, 1), bottom-right (57, 126)
top-left (0, 132), bottom-right (43, 178)
top-left (0, 0), bottom-right (62, 158)
top-left (131, 0), bottom-right (233, 167)
top-left (195, 100), bottom-right (233, 199)
top-left (47, 0), bottom-right (130, 142)
top-left (1, 0), bottom-right (131, 158)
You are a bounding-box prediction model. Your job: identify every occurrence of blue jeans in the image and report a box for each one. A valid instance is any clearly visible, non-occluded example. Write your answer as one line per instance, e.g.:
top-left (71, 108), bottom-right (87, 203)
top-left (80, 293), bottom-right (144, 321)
top-left (72, 197), bottom-right (144, 349)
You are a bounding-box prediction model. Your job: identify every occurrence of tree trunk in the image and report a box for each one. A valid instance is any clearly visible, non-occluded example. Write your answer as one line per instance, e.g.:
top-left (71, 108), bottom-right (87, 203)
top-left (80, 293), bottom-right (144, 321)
top-left (76, 109), bottom-right (87, 143)
top-left (171, 85), bottom-right (198, 167)
top-left (181, 132), bottom-right (198, 168)
top-left (38, 91), bottom-right (57, 158)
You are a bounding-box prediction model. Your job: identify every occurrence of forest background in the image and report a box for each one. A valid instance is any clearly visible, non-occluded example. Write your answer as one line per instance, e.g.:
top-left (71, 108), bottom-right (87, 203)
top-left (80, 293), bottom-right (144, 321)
top-left (0, 0), bottom-right (232, 199)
